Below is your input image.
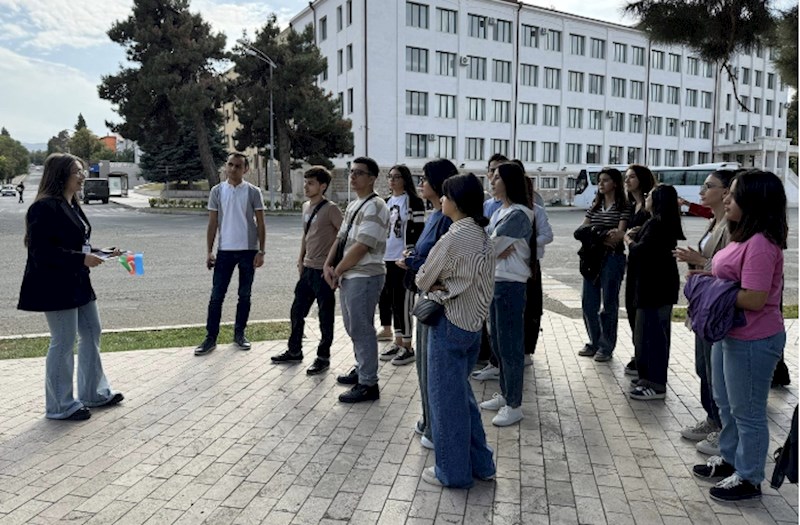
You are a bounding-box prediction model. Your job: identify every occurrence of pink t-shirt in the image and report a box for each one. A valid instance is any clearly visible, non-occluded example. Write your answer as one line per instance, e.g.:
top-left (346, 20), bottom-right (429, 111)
top-left (712, 233), bottom-right (784, 340)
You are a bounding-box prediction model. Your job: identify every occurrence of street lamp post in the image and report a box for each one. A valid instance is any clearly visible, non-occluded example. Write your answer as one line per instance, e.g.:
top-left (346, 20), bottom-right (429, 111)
top-left (238, 40), bottom-right (277, 209)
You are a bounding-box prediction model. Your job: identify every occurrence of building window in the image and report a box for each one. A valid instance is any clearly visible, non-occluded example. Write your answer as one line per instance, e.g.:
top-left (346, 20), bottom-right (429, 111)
top-left (518, 140), bottom-right (536, 162)
top-left (629, 114), bottom-right (643, 133)
top-left (468, 14), bottom-right (487, 38)
top-left (698, 152), bottom-right (709, 163)
top-left (319, 16), bottom-right (327, 41)
top-left (567, 107), bottom-right (583, 128)
top-left (586, 144), bottom-right (602, 163)
top-left (493, 60), bottom-right (512, 83)
top-left (703, 60), bottom-right (714, 77)
top-left (465, 137), bottom-right (485, 160)
top-left (726, 94), bottom-right (731, 111)
top-left (589, 74), bottom-right (605, 95)
top-left (665, 149), bottom-right (677, 166)
top-left (546, 29), bottom-right (562, 51)
top-left (753, 97), bottom-right (762, 113)
top-left (436, 51), bottom-right (456, 76)
top-left (337, 91), bottom-right (343, 114)
top-left (542, 142), bottom-right (559, 163)
top-left (320, 65), bottom-right (328, 82)
top-left (521, 24), bottom-right (539, 47)
top-left (684, 120), bottom-right (696, 138)
top-left (611, 77), bottom-right (626, 97)
top-left (666, 118), bottom-right (678, 136)
top-left (765, 127), bottom-right (773, 137)
top-left (520, 64), bottom-right (538, 87)
top-left (650, 83), bottom-right (664, 103)
top-left (544, 67), bottom-right (561, 89)
top-left (491, 139), bottom-right (509, 157)
top-left (630, 80), bottom-right (643, 100)
top-left (685, 88), bottom-right (698, 107)
top-left (492, 100), bottom-right (510, 122)
top-left (590, 38), bottom-right (606, 59)
top-left (540, 176), bottom-right (558, 189)
top-left (467, 97), bottom-right (485, 120)
top-left (668, 53), bottom-right (681, 72)
top-left (347, 88), bottom-right (353, 113)
top-left (436, 94), bottom-right (456, 118)
top-left (566, 143), bottom-right (582, 164)
top-left (588, 109), bottom-right (602, 129)
top-left (608, 145), bottom-right (624, 164)
top-left (752, 126), bottom-right (760, 139)
top-left (346, 44), bottom-right (353, 70)
top-left (406, 47), bottom-right (428, 72)
top-left (568, 71), bottom-right (584, 92)
top-left (436, 7), bottom-right (457, 33)
top-left (405, 90), bottom-right (428, 116)
top-left (651, 50), bottom-right (664, 69)
top-left (337, 49), bottom-right (343, 74)
top-left (519, 102), bottom-right (537, 124)
top-left (613, 42), bottom-right (627, 63)
top-left (754, 70), bottom-right (762, 87)
top-left (628, 147), bottom-right (642, 163)
top-left (632, 45), bottom-right (645, 65)
top-left (611, 112), bottom-right (625, 132)
top-left (467, 56), bottom-right (486, 80)
top-left (543, 105), bottom-right (559, 126)
top-left (406, 2), bottom-right (429, 28)
top-left (494, 19), bottom-right (512, 43)
top-left (346, 0), bottom-right (352, 25)
top-left (336, 6), bottom-right (343, 31)
top-left (765, 99), bottom-right (773, 116)
top-left (405, 133), bottom-right (428, 158)
top-left (699, 121), bottom-right (711, 139)
top-left (687, 56), bottom-right (699, 75)
top-left (648, 116), bottom-right (662, 135)
top-left (648, 148), bottom-right (660, 165)
top-left (701, 91), bottom-right (712, 109)
top-left (437, 135), bottom-right (455, 159)
top-left (741, 67), bottom-right (750, 85)
top-left (570, 34), bottom-right (585, 55)
top-left (667, 85), bottom-right (680, 104)
top-left (767, 72), bottom-right (775, 89)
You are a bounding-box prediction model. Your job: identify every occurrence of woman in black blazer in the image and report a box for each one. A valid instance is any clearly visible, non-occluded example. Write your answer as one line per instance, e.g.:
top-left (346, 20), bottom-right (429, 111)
top-left (18, 153), bottom-right (123, 421)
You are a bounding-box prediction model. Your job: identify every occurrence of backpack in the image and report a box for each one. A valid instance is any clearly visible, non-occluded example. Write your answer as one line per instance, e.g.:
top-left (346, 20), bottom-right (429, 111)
top-left (770, 405), bottom-right (798, 489)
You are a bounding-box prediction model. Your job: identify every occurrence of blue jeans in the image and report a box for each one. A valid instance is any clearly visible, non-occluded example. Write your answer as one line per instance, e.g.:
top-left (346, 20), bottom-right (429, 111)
top-left (288, 267), bottom-right (335, 358)
top-left (712, 331), bottom-right (785, 484)
top-left (340, 275), bottom-right (384, 386)
top-left (44, 301), bottom-right (116, 419)
top-left (582, 252), bottom-right (625, 356)
top-left (489, 281), bottom-right (527, 408)
top-left (206, 250), bottom-right (257, 340)
top-left (427, 315), bottom-right (495, 488)
top-left (695, 334), bottom-right (721, 427)
top-left (415, 314), bottom-right (432, 440)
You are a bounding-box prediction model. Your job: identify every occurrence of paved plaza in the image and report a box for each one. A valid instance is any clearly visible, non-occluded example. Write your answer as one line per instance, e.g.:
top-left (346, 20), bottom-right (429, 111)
top-left (0, 312), bottom-right (797, 525)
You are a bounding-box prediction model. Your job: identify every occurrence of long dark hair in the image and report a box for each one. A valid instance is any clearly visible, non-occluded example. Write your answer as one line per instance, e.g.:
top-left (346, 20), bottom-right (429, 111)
top-left (591, 167), bottom-right (626, 211)
top-left (443, 173), bottom-right (489, 227)
top-left (626, 164), bottom-right (656, 202)
top-left (38, 153), bottom-right (83, 205)
top-left (422, 159), bottom-right (458, 197)
top-left (649, 185), bottom-right (685, 241)
top-left (495, 162), bottom-right (529, 206)
top-left (728, 170), bottom-right (787, 249)
top-left (709, 169), bottom-right (737, 189)
top-left (389, 164), bottom-right (424, 209)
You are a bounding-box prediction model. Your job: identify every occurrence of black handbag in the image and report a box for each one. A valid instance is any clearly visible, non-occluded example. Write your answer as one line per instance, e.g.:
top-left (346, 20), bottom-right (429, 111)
top-left (412, 295), bottom-right (444, 325)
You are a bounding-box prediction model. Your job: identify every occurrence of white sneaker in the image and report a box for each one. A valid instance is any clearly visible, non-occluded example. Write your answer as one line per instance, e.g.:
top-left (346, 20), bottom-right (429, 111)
top-left (420, 435), bottom-right (434, 450)
top-left (492, 405), bottom-right (523, 427)
top-left (524, 355), bottom-right (533, 367)
top-left (681, 419), bottom-right (720, 442)
top-left (479, 392), bottom-right (506, 411)
top-left (696, 431), bottom-right (721, 456)
top-left (471, 364), bottom-right (500, 381)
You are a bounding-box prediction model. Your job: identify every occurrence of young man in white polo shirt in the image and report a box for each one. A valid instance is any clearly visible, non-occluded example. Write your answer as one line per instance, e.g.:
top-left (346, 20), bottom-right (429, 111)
top-left (195, 153), bottom-right (266, 356)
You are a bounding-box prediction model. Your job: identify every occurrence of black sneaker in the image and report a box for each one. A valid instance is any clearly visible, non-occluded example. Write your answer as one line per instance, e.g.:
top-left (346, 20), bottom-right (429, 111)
top-left (624, 359), bottom-right (638, 376)
top-left (271, 350), bottom-right (303, 363)
top-left (379, 344), bottom-right (401, 361)
top-left (99, 393), bottom-right (124, 407)
top-left (709, 474), bottom-right (761, 502)
top-left (306, 358), bottom-right (330, 376)
top-left (337, 367), bottom-right (359, 385)
top-left (692, 456), bottom-right (736, 479)
top-left (65, 407), bottom-right (91, 421)
top-left (577, 345), bottom-right (596, 357)
top-left (194, 338), bottom-right (216, 356)
top-left (391, 347), bottom-right (416, 366)
top-left (234, 334), bottom-right (251, 351)
top-left (339, 383), bottom-right (380, 403)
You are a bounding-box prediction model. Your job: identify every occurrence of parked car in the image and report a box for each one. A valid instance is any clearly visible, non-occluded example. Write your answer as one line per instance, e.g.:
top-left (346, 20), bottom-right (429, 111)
top-left (1, 184), bottom-right (16, 197)
top-left (82, 178), bottom-right (110, 204)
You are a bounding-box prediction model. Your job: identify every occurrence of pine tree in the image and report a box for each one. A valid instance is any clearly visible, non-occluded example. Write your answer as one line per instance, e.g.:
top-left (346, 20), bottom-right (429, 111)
top-left (75, 114), bottom-right (87, 131)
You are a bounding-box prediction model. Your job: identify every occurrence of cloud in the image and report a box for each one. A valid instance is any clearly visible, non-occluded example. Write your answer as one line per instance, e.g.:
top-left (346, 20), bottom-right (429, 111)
top-left (191, 1), bottom-right (296, 46)
top-left (0, 47), bottom-right (118, 143)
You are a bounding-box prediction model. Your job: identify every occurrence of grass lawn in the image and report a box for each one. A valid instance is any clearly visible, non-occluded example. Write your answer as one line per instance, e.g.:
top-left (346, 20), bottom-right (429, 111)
top-left (0, 321), bottom-right (290, 360)
top-left (672, 304), bottom-right (798, 322)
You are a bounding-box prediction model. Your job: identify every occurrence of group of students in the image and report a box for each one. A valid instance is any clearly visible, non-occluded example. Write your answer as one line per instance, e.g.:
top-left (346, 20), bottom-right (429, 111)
top-left (576, 163), bottom-right (789, 502)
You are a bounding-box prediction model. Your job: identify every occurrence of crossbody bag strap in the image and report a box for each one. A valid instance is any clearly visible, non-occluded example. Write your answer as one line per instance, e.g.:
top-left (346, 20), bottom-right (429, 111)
top-left (304, 200), bottom-right (329, 235)
top-left (342, 193), bottom-right (377, 240)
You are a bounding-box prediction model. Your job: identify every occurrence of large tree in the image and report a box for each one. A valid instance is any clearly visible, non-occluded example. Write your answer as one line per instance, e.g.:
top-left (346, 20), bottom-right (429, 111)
top-left (0, 131), bottom-right (30, 182)
top-left (75, 113), bottom-right (87, 131)
top-left (768, 6), bottom-right (798, 145)
top-left (139, 118), bottom-right (227, 184)
top-left (624, 0), bottom-right (776, 110)
top-left (231, 15), bottom-right (354, 208)
top-left (47, 130), bottom-right (70, 155)
top-left (99, 0), bottom-right (228, 186)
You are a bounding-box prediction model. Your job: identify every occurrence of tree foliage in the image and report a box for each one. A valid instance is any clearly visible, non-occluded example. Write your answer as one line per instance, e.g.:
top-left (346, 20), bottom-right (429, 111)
top-left (139, 119), bottom-right (227, 183)
top-left (768, 6), bottom-right (798, 90)
top-left (99, 0), bottom-right (228, 185)
top-left (75, 113), bottom-right (87, 131)
top-left (47, 130), bottom-right (71, 155)
top-left (231, 15), bottom-right (353, 206)
top-left (0, 131), bottom-right (30, 182)
top-left (624, 0), bottom-right (776, 110)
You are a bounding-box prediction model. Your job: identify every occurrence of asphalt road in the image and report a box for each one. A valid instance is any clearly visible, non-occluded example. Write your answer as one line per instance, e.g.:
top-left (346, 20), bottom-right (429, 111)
top-left (1, 175), bottom-right (797, 336)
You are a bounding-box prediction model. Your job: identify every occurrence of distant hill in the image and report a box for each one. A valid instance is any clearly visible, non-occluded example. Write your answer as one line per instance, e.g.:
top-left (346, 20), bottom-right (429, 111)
top-left (22, 143), bottom-right (47, 152)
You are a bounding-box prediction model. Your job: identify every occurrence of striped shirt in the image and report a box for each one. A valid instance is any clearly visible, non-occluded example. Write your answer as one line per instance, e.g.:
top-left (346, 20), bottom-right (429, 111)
top-left (585, 201), bottom-right (631, 253)
top-left (415, 218), bottom-right (495, 332)
top-left (338, 194), bottom-right (390, 279)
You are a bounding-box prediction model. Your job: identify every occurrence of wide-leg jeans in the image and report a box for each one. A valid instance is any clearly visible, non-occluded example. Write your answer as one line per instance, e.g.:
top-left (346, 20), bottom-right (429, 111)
top-left (340, 275), bottom-right (384, 386)
top-left (582, 252), bottom-right (625, 356)
top-left (489, 281), bottom-right (527, 408)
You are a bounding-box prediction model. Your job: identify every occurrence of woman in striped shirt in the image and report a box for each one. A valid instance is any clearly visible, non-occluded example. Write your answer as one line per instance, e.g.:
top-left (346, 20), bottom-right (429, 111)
top-left (416, 173), bottom-right (496, 488)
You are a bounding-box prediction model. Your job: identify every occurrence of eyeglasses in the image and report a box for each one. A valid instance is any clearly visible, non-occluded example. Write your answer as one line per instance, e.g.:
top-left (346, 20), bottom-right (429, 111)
top-left (350, 169), bottom-right (371, 177)
top-left (701, 182), bottom-right (723, 191)
top-left (71, 169), bottom-right (87, 177)
top-left (387, 175), bottom-right (403, 180)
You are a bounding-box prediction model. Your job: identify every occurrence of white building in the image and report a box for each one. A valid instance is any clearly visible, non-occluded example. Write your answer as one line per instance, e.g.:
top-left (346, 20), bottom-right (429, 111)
top-left (289, 0), bottom-right (794, 179)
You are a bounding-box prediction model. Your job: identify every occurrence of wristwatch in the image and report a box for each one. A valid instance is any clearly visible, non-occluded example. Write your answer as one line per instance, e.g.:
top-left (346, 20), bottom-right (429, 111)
top-left (257, 250), bottom-right (265, 255)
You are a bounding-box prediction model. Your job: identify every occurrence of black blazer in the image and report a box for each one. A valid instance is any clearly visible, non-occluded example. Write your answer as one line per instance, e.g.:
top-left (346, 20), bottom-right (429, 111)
top-left (627, 218), bottom-right (680, 308)
top-left (18, 196), bottom-right (96, 312)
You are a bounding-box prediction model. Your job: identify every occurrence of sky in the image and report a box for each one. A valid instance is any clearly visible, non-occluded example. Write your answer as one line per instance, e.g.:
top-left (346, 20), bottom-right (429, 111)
top-left (0, 0), bottom-right (791, 147)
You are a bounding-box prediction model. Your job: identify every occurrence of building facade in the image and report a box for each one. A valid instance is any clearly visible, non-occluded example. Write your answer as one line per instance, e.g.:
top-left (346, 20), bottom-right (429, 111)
top-left (288, 0), bottom-right (792, 181)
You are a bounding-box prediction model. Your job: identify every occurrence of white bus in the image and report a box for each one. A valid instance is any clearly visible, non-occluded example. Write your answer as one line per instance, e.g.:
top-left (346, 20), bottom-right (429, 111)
top-left (572, 162), bottom-right (741, 209)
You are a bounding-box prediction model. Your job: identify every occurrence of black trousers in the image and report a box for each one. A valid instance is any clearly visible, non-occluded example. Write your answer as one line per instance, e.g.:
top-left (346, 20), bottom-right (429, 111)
top-left (288, 267), bottom-right (335, 358)
top-left (634, 305), bottom-right (673, 390)
top-left (377, 262), bottom-right (413, 342)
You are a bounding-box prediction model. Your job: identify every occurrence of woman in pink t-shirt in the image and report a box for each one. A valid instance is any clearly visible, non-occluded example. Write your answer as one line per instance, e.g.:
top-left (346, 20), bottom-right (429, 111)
top-left (691, 170), bottom-right (788, 502)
